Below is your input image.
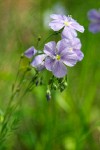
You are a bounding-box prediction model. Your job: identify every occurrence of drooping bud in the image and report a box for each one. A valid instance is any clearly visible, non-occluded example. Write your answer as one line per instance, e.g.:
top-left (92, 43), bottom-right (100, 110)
top-left (52, 83), bottom-right (57, 90)
top-left (24, 46), bottom-right (37, 58)
top-left (36, 77), bottom-right (43, 86)
top-left (26, 66), bottom-right (31, 71)
top-left (20, 53), bottom-right (24, 59)
top-left (59, 81), bottom-right (68, 92)
top-left (63, 82), bottom-right (68, 87)
top-left (38, 36), bottom-right (41, 41)
top-left (46, 88), bottom-right (51, 101)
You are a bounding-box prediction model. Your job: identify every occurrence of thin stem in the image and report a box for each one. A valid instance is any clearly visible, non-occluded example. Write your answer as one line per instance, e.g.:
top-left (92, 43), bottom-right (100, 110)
top-left (39, 31), bottom-right (61, 48)
top-left (17, 69), bottom-right (28, 88)
top-left (36, 36), bottom-right (41, 49)
top-left (12, 75), bottom-right (37, 112)
top-left (12, 55), bottom-right (23, 92)
top-left (0, 90), bottom-right (17, 138)
top-left (0, 62), bottom-right (28, 140)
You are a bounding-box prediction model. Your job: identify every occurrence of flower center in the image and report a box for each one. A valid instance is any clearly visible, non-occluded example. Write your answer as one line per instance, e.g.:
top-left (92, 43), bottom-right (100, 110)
top-left (64, 21), bottom-right (70, 26)
top-left (56, 55), bottom-right (61, 60)
top-left (69, 47), bottom-right (73, 51)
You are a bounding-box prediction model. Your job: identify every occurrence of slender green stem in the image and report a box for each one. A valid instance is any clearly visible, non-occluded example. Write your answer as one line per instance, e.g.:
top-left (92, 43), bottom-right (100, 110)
top-left (0, 62), bottom-right (29, 142)
top-left (12, 55), bottom-right (23, 92)
top-left (39, 31), bottom-right (61, 48)
top-left (17, 69), bottom-right (28, 88)
top-left (11, 74), bottom-right (38, 113)
top-left (36, 36), bottom-right (41, 49)
top-left (0, 91), bottom-right (17, 140)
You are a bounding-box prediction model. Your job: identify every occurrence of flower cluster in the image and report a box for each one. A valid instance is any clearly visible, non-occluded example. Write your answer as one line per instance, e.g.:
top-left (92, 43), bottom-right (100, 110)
top-left (24, 14), bottom-right (84, 99)
top-left (24, 14), bottom-right (84, 78)
top-left (88, 9), bottom-right (100, 33)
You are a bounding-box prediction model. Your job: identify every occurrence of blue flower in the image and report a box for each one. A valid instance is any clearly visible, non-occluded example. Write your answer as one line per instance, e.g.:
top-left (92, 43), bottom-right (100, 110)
top-left (49, 14), bottom-right (84, 39)
top-left (88, 9), bottom-right (100, 33)
top-left (44, 39), bottom-right (78, 78)
top-left (61, 37), bottom-right (84, 61)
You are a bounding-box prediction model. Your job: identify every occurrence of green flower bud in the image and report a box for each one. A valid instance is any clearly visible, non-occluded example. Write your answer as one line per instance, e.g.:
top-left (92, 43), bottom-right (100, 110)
top-left (46, 89), bottom-right (51, 101)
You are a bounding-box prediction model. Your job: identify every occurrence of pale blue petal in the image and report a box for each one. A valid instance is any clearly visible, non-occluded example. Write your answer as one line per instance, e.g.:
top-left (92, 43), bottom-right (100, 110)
top-left (37, 62), bottom-right (45, 71)
top-left (44, 41), bottom-right (56, 57)
top-left (56, 39), bottom-right (69, 54)
top-left (61, 53), bottom-right (78, 67)
top-left (62, 27), bottom-right (77, 39)
top-left (45, 57), bottom-right (55, 71)
top-left (31, 54), bottom-right (46, 68)
top-left (50, 14), bottom-right (64, 20)
top-left (70, 22), bottom-right (84, 33)
top-left (75, 50), bottom-right (84, 61)
top-left (52, 61), bottom-right (67, 78)
top-left (63, 38), bottom-right (82, 50)
top-left (49, 20), bottom-right (64, 31)
top-left (71, 38), bottom-right (82, 49)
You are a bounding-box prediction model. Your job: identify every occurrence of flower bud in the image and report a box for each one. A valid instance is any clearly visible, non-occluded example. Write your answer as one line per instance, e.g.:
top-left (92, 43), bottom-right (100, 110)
top-left (63, 82), bottom-right (68, 87)
top-left (27, 66), bottom-right (31, 71)
top-left (60, 85), bottom-right (65, 92)
top-left (53, 83), bottom-right (57, 90)
top-left (46, 89), bottom-right (51, 101)
top-left (20, 54), bottom-right (24, 59)
top-left (38, 36), bottom-right (41, 41)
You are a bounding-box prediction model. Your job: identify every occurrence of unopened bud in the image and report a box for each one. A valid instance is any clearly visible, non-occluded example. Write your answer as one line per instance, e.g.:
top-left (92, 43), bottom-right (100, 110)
top-left (38, 77), bottom-right (43, 85)
top-left (20, 54), bottom-right (24, 59)
top-left (38, 36), bottom-right (41, 41)
top-left (36, 80), bottom-right (39, 86)
top-left (48, 78), bottom-right (53, 85)
top-left (58, 78), bottom-right (63, 83)
top-left (53, 83), bottom-right (57, 90)
top-left (46, 89), bottom-right (51, 101)
top-left (27, 66), bottom-right (31, 71)
top-left (60, 85), bottom-right (65, 92)
top-left (63, 82), bottom-right (68, 87)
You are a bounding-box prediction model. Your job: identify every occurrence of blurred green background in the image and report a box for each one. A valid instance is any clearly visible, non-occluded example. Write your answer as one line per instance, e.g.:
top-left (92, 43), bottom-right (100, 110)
top-left (0, 0), bottom-right (100, 149)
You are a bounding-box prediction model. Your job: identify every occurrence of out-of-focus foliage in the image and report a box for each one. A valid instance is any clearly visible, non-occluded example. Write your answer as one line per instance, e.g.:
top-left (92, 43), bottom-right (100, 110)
top-left (0, 0), bottom-right (100, 150)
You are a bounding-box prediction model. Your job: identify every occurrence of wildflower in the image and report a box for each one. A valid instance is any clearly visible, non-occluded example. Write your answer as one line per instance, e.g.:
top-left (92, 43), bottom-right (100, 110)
top-left (24, 46), bottom-right (37, 58)
top-left (61, 37), bottom-right (84, 61)
top-left (44, 39), bottom-right (78, 78)
top-left (88, 9), bottom-right (100, 33)
top-left (31, 54), bottom-right (46, 70)
top-left (49, 14), bottom-right (84, 39)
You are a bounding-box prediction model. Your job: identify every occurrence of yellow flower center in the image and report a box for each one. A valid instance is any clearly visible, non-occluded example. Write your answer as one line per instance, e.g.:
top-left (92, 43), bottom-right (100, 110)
top-left (69, 47), bottom-right (73, 51)
top-left (64, 21), bottom-right (70, 26)
top-left (56, 55), bottom-right (61, 60)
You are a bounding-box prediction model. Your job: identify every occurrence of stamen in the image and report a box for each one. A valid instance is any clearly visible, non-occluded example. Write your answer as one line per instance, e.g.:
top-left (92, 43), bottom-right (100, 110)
top-left (69, 47), bottom-right (73, 51)
top-left (56, 55), bottom-right (61, 60)
top-left (64, 21), bottom-right (70, 26)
